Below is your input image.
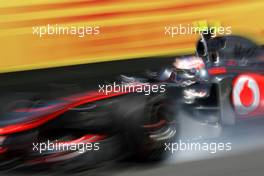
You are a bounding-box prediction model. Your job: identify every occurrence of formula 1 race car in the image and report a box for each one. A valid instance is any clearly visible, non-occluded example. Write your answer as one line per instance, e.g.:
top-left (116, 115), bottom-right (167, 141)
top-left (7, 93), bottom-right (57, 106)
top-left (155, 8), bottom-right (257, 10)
top-left (1, 28), bottom-right (264, 173)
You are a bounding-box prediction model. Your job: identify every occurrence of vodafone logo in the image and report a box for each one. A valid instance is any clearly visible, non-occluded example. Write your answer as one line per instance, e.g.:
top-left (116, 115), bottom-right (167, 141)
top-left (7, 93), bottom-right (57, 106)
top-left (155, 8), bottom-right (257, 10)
top-left (233, 76), bottom-right (260, 115)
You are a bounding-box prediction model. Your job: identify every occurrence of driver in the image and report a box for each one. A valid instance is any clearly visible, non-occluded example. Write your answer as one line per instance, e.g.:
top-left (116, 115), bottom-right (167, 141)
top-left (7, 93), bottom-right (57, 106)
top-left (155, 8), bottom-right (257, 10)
top-left (154, 56), bottom-right (210, 103)
top-left (172, 56), bottom-right (211, 103)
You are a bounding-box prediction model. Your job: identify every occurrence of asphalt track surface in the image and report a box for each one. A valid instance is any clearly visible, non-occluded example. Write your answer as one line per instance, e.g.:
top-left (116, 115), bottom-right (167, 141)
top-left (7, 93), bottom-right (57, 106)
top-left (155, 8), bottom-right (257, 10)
top-left (1, 57), bottom-right (264, 176)
top-left (111, 119), bottom-right (264, 176)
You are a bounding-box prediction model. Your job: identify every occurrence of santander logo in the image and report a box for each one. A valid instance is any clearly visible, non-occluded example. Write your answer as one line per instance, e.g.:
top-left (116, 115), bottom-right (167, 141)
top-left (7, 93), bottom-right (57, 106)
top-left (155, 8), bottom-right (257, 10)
top-left (232, 75), bottom-right (260, 115)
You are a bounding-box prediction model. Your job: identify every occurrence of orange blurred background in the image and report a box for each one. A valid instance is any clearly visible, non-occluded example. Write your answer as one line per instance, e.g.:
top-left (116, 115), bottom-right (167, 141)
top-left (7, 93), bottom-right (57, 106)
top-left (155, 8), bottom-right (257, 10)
top-left (0, 0), bottom-right (263, 73)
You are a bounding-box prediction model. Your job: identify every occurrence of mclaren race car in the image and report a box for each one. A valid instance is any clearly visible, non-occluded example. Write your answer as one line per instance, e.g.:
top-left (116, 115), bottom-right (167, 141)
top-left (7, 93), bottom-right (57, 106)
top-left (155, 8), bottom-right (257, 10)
top-left (0, 29), bottom-right (264, 173)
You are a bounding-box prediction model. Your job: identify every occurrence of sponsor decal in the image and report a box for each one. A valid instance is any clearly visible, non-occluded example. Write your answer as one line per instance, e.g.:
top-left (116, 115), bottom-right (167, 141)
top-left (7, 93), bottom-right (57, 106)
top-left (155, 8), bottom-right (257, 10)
top-left (233, 75), bottom-right (260, 115)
